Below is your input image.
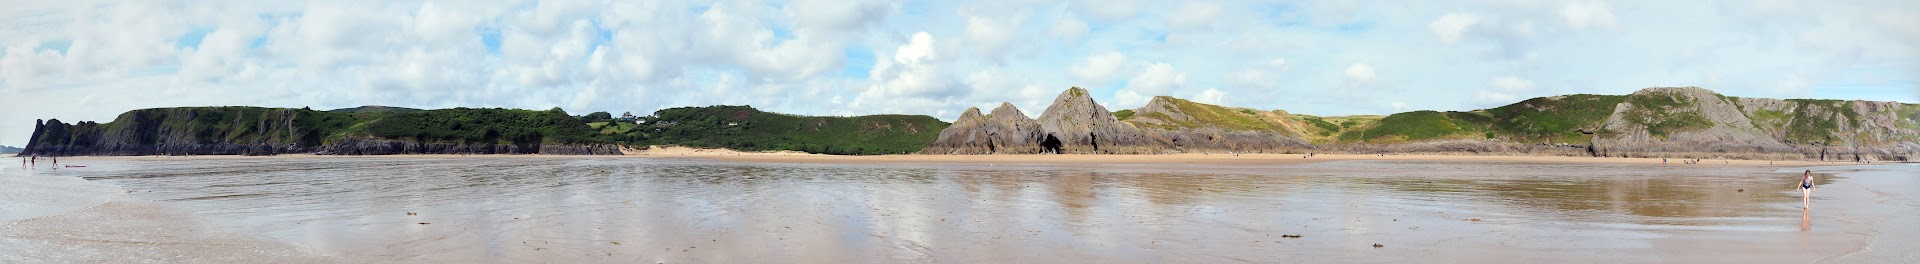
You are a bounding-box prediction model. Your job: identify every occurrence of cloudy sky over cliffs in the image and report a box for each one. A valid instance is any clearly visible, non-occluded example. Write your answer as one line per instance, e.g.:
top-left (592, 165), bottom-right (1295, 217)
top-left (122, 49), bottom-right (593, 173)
top-left (2, 0), bottom-right (1917, 146)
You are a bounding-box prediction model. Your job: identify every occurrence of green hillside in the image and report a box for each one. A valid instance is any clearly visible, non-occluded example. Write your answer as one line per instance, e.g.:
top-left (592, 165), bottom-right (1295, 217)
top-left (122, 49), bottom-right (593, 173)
top-left (1124, 96), bottom-right (1296, 134)
top-left (636, 105), bottom-right (948, 155)
top-left (1483, 94), bottom-right (1625, 144)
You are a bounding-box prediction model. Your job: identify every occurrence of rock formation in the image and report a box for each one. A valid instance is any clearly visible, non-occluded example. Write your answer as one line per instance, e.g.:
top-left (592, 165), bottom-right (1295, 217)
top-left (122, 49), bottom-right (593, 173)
top-left (920, 103), bottom-right (1047, 154)
top-left (1589, 87), bottom-right (1919, 161)
top-left (920, 107), bottom-right (994, 154)
top-left (1033, 87), bottom-right (1164, 154)
top-left (20, 107), bottom-right (621, 156)
top-left (919, 86), bottom-right (1917, 160)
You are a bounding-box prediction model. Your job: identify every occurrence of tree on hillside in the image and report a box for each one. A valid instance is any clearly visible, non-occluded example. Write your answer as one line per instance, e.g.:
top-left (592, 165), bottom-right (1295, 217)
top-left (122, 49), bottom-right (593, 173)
top-left (584, 111), bottom-right (613, 122)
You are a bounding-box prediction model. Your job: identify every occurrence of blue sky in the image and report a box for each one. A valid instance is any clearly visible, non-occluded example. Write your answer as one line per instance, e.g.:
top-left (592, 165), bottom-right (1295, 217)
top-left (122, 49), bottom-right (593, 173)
top-left (2, 0), bottom-right (1917, 147)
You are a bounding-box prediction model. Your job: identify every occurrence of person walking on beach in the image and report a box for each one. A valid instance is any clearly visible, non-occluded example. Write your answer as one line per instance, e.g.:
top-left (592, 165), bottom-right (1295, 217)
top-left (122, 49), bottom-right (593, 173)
top-left (1800, 170), bottom-right (1816, 204)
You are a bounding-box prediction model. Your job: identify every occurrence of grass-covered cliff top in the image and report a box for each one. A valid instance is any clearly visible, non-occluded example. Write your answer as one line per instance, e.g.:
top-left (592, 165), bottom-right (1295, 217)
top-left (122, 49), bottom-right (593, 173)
top-left (635, 105), bottom-right (948, 155)
top-left (29, 105), bottom-right (953, 155)
top-left (1123, 96), bottom-right (1296, 134)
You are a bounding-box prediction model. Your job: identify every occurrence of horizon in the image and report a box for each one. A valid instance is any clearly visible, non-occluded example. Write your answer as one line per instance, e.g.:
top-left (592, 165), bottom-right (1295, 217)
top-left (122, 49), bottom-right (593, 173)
top-left (3, 1), bottom-right (1917, 147)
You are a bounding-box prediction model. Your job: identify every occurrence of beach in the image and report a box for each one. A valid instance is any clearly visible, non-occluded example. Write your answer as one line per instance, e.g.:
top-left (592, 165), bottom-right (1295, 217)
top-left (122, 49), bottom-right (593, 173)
top-left (0, 154), bottom-right (1911, 263)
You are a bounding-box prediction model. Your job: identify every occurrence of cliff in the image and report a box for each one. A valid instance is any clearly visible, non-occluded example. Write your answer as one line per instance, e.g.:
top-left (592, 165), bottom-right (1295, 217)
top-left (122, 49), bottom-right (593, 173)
top-left (1123, 96), bottom-right (1312, 153)
top-left (920, 103), bottom-right (1044, 154)
top-left (20, 107), bottom-right (621, 156)
top-left (1588, 87), bottom-right (1919, 161)
top-left (1033, 87), bottom-right (1164, 154)
top-left (922, 86), bottom-right (1919, 161)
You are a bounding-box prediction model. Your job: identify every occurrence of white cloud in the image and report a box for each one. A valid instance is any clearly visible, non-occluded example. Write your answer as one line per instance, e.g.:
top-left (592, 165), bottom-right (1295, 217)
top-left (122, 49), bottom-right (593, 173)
top-left (1429, 13), bottom-right (1479, 43)
top-left (1167, 2), bottom-right (1223, 30)
top-left (1561, 1), bottom-right (1617, 30)
top-left (1116, 62), bottom-right (1186, 107)
top-left (1049, 17), bottom-right (1089, 45)
top-left (1068, 51), bottom-right (1129, 86)
top-left (858, 31), bottom-right (960, 113)
top-left (1071, 0), bottom-right (1147, 22)
top-left (1476, 76), bottom-right (1535, 103)
top-left (964, 16), bottom-right (1019, 61)
top-left (1194, 88), bottom-right (1227, 105)
top-left (1345, 63), bottom-right (1377, 83)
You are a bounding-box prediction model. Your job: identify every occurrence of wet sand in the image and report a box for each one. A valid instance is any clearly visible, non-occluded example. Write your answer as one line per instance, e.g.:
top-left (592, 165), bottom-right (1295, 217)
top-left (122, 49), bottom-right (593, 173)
top-left (0, 156), bottom-right (1912, 263)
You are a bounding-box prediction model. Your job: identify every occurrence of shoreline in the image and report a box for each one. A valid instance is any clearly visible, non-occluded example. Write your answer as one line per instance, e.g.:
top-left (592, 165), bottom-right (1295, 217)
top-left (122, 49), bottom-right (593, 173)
top-left (21, 151), bottom-right (1858, 167)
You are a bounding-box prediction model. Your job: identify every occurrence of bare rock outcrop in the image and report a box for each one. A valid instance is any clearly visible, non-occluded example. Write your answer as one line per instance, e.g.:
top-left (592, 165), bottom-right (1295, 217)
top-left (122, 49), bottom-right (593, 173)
top-left (919, 103), bottom-right (1050, 154)
top-left (1590, 87), bottom-right (1919, 161)
top-left (1033, 87), bottom-right (1164, 154)
top-left (920, 108), bottom-right (994, 154)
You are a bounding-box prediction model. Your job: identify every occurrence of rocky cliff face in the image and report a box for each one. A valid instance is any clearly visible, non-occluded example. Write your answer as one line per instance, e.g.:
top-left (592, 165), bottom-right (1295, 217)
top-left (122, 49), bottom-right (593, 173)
top-left (921, 86), bottom-right (1917, 160)
top-left (23, 108), bottom-right (316, 156)
top-left (1591, 87), bottom-right (1919, 161)
top-left (1033, 87), bottom-right (1164, 154)
top-left (21, 107), bottom-right (621, 156)
top-left (919, 103), bottom-right (1050, 154)
top-left (920, 107), bottom-right (994, 154)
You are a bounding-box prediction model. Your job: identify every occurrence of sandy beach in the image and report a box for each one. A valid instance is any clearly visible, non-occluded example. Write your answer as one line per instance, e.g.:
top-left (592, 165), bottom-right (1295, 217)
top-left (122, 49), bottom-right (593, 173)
top-left (2, 153), bottom-right (1910, 263)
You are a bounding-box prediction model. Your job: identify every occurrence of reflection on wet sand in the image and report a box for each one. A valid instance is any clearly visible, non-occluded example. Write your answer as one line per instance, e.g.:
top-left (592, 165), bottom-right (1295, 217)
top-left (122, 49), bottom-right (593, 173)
top-left (2, 158), bottom-right (1909, 263)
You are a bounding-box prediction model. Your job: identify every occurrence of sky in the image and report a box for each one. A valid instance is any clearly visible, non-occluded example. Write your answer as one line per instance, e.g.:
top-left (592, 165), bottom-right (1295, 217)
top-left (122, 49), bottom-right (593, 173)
top-left (2, 0), bottom-right (1917, 147)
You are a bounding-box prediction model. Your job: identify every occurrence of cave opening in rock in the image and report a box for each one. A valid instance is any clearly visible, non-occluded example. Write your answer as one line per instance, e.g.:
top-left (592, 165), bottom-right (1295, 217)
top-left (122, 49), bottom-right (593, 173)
top-left (1088, 132), bottom-right (1098, 152)
top-left (1041, 134), bottom-right (1063, 154)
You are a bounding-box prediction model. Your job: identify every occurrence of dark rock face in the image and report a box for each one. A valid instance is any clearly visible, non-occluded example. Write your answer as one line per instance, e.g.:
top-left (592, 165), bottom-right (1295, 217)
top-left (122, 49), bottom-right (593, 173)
top-left (921, 108), bottom-right (994, 154)
top-left (1587, 87), bottom-right (1920, 161)
top-left (987, 103), bottom-right (1047, 153)
top-left (1033, 87), bottom-right (1163, 154)
top-left (921, 87), bottom-right (1164, 154)
top-left (21, 108), bottom-right (620, 157)
top-left (920, 103), bottom-right (1046, 154)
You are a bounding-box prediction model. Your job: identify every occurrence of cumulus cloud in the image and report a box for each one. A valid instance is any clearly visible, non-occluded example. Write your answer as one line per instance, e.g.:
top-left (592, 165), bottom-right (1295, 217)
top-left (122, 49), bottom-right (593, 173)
top-left (1049, 16), bottom-right (1089, 45)
top-left (1561, 1), bottom-right (1616, 30)
top-left (1115, 62), bottom-right (1187, 107)
top-left (1476, 76), bottom-right (1535, 103)
top-left (1429, 13), bottom-right (1479, 43)
top-left (1068, 51), bottom-right (1130, 87)
top-left (1193, 88), bottom-right (1227, 105)
top-left (1345, 63), bottom-right (1377, 84)
top-left (863, 32), bottom-right (954, 98)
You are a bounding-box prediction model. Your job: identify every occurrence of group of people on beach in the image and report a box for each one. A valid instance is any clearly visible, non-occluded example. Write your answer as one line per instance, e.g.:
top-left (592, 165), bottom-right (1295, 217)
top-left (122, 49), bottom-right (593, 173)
top-left (19, 155), bottom-right (61, 169)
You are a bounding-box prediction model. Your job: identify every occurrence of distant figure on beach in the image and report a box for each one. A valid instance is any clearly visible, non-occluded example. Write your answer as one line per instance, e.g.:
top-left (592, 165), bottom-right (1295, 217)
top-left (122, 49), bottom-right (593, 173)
top-left (1800, 170), bottom-right (1816, 203)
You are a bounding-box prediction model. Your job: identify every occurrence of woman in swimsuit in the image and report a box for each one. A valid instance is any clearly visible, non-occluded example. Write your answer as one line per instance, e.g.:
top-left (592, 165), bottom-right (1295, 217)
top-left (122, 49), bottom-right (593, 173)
top-left (1800, 170), bottom-right (1815, 204)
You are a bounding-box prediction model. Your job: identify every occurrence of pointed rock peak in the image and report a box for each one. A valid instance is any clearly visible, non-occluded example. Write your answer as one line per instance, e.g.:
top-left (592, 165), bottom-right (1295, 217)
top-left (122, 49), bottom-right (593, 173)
top-left (990, 102), bottom-right (1031, 120)
top-left (958, 107), bottom-right (986, 121)
top-left (1057, 87), bottom-right (1091, 99)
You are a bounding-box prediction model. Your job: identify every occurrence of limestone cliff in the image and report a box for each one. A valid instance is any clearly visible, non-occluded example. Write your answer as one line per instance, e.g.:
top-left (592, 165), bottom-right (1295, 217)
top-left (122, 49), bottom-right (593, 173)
top-left (1033, 87), bottom-right (1164, 154)
top-left (20, 107), bottom-right (621, 156)
top-left (920, 86), bottom-right (1917, 160)
top-left (1590, 87), bottom-right (1919, 161)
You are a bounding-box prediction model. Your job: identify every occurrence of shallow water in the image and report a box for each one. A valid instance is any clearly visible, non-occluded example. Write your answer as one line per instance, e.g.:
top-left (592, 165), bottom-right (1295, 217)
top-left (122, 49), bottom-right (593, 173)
top-left (4, 157), bottom-right (1915, 263)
